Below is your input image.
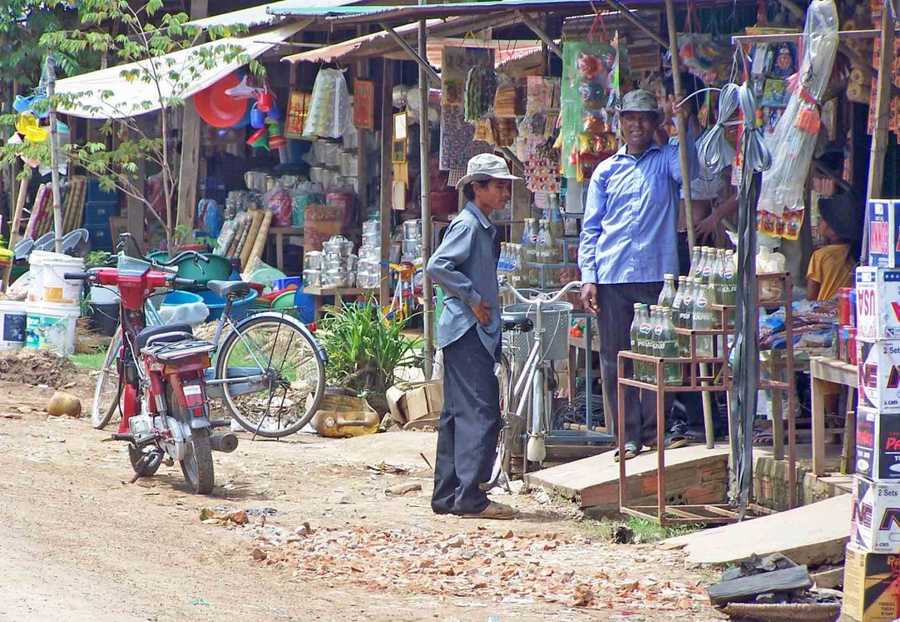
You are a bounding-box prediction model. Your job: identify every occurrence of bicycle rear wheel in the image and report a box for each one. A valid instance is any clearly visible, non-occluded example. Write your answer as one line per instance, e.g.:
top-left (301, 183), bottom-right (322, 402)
top-left (91, 328), bottom-right (122, 429)
top-left (215, 313), bottom-right (325, 438)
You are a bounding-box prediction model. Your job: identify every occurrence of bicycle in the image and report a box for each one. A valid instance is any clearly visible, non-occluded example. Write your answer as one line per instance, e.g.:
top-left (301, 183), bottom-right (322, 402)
top-left (485, 279), bottom-right (583, 490)
top-left (91, 235), bottom-right (327, 439)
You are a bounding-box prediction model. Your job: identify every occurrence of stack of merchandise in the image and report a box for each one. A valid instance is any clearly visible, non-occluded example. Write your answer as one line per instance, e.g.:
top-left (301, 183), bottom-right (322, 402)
top-left (322, 235), bottom-right (355, 288)
top-left (843, 199), bottom-right (900, 622)
top-left (356, 220), bottom-right (381, 289)
top-left (400, 219), bottom-right (422, 264)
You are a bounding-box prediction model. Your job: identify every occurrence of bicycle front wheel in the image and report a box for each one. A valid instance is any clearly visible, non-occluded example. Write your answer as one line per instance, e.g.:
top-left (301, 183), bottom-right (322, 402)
top-left (215, 314), bottom-right (325, 438)
top-left (91, 328), bottom-right (122, 429)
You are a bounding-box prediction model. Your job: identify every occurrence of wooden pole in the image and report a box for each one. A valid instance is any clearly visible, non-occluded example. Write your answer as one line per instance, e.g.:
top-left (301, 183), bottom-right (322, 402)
top-left (46, 56), bottom-right (64, 254)
top-left (419, 16), bottom-right (434, 380)
top-left (664, 0), bottom-right (714, 446)
top-left (379, 59), bottom-right (394, 308)
top-left (867, 7), bottom-right (894, 202)
top-left (3, 173), bottom-right (31, 288)
top-left (176, 0), bottom-right (208, 235)
top-left (604, 0), bottom-right (670, 49)
top-left (516, 11), bottom-right (564, 59)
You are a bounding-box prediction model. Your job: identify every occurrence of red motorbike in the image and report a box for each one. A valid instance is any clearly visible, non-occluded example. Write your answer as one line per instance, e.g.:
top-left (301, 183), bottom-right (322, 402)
top-left (67, 251), bottom-right (238, 494)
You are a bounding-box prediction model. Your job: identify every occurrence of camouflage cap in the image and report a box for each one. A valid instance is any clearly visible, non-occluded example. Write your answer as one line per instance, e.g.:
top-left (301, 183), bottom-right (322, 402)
top-left (620, 89), bottom-right (661, 115)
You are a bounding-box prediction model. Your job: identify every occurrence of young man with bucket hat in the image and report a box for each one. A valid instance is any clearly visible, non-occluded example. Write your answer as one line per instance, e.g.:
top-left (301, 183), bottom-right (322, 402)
top-left (578, 89), bottom-right (698, 461)
top-left (426, 153), bottom-right (520, 520)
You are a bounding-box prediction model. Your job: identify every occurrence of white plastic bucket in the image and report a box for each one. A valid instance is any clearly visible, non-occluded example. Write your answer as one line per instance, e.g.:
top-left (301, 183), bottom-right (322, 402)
top-left (25, 302), bottom-right (81, 356)
top-left (0, 300), bottom-right (27, 351)
top-left (28, 251), bottom-right (84, 304)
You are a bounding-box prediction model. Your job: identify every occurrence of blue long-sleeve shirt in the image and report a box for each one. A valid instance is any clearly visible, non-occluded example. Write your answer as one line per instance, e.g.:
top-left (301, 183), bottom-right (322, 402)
top-left (426, 202), bottom-right (501, 356)
top-left (578, 138), bottom-right (698, 284)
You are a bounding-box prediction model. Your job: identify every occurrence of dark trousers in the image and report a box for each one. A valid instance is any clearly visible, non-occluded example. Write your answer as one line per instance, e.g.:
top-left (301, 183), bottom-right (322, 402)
top-left (597, 282), bottom-right (664, 446)
top-left (432, 327), bottom-right (501, 515)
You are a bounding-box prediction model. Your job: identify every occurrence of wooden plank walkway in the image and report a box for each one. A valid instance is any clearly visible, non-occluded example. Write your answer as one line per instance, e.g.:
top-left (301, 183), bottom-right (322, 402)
top-left (524, 444), bottom-right (731, 511)
top-left (662, 494), bottom-right (851, 566)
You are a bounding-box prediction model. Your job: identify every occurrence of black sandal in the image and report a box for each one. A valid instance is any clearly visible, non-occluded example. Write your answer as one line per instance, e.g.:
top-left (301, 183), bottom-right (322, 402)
top-left (614, 442), bottom-right (640, 462)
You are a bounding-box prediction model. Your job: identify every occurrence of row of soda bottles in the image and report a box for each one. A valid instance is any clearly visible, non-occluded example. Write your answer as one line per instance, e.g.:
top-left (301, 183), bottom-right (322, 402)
top-left (497, 217), bottom-right (563, 287)
top-left (629, 247), bottom-right (738, 385)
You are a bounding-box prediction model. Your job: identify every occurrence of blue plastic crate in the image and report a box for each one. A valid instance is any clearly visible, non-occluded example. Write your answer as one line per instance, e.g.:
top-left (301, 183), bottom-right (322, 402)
top-left (86, 180), bottom-right (118, 203)
top-left (83, 200), bottom-right (120, 225)
top-left (85, 224), bottom-right (112, 250)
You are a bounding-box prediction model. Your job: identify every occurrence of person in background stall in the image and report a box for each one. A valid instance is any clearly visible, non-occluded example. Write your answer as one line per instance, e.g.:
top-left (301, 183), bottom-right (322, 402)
top-left (426, 153), bottom-right (520, 520)
top-left (806, 190), bottom-right (862, 301)
top-left (578, 89), bottom-right (698, 461)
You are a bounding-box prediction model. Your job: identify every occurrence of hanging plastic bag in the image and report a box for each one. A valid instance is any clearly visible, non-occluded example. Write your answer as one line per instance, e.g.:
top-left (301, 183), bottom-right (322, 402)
top-left (263, 184), bottom-right (293, 227)
top-left (757, 0), bottom-right (839, 240)
top-left (303, 68), bottom-right (351, 139)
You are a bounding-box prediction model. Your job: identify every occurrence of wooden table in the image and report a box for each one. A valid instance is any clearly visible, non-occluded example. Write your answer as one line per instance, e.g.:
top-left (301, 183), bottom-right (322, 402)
top-left (304, 285), bottom-right (377, 320)
top-left (809, 356), bottom-right (857, 476)
top-left (266, 227), bottom-right (303, 272)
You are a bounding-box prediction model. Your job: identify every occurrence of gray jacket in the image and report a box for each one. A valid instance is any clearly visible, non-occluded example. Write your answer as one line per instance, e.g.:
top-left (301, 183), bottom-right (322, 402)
top-left (426, 202), bottom-right (501, 357)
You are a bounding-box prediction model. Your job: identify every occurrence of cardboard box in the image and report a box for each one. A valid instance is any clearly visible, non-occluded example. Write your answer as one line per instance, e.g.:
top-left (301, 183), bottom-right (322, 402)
top-left (858, 340), bottom-right (900, 413)
top-left (842, 543), bottom-right (900, 621)
top-left (856, 267), bottom-right (900, 340)
top-left (386, 381), bottom-right (443, 425)
top-left (852, 476), bottom-right (900, 553)
top-left (867, 200), bottom-right (900, 268)
top-left (857, 407), bottom-right (900, 480)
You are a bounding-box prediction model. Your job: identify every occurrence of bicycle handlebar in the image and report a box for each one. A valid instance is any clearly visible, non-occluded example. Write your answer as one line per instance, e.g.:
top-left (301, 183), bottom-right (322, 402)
top-left (501, 279), bottom-right (584, 305)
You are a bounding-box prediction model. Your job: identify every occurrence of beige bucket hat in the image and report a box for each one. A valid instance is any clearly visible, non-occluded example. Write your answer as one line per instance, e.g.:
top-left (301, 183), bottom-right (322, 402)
top-left (455, 153), bottom-right (522, 189)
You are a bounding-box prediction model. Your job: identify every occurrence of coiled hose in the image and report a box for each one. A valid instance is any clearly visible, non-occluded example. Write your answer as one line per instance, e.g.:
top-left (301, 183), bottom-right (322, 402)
top-left (696, 82), bottom-right (771, 179)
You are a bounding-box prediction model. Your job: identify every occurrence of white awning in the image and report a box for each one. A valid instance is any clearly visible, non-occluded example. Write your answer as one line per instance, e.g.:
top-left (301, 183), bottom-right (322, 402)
top-left (55, 23), bottom-right (304, 120)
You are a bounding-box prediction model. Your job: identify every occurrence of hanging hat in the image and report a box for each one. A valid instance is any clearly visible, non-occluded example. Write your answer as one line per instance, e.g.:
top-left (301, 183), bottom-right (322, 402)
top-left (619, 89), bottom-right (662, 116)
top-left (819, 191), bottom-right (863, 242)
top-left (455, 153), bottom-right (522, 189)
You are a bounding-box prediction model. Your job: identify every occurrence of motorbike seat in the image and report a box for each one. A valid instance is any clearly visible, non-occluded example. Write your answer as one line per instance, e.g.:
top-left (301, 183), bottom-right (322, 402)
top-left (136, 323), bottom-right (193, 349)
top-left (207, 280), bottom-right (251, 300)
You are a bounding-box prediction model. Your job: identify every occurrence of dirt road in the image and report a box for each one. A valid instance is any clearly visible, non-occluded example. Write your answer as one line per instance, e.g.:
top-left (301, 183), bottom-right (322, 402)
top-left (0, 376), bottom-right (721, 622)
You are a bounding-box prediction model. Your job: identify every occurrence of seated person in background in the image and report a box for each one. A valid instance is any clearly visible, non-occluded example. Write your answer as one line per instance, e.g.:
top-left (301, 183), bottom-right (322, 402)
top-left (806, 191), bottom-right (862, 301)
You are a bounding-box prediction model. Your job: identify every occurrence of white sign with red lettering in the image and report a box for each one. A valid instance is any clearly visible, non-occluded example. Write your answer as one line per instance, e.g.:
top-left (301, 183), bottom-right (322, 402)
top-left (859, 339), bottom-right (900, 413)
top-left (856, 267), bottom-right (900, 341)
top-left (868, 200), bottom-right (900, 268)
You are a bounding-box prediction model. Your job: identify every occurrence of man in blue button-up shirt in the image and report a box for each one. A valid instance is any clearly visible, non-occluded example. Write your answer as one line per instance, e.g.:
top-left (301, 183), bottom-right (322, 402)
top-left (426, 154), bottom-right (520, 520)
top-left (578, 89), bottom-right (698, 460)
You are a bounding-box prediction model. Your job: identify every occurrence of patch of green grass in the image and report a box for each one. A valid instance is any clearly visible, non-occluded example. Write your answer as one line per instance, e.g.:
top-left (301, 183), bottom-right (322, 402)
top-left (579, 516), bottom-right (704, 544)
top-left (71, 351), bottom-right (106, 370)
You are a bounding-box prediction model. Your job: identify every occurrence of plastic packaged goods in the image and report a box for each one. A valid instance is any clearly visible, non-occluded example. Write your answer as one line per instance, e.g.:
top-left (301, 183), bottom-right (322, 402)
top-left (757, 0), bottom-right (839, 240)
top-left (303, 69), bottom-right (352, 139)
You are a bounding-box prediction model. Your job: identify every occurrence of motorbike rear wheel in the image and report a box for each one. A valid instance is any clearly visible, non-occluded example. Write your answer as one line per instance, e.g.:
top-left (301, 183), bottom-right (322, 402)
top-left (166, 385), bottom-right (215, 494)
top-left (180, 428), bottom-right (214, 495)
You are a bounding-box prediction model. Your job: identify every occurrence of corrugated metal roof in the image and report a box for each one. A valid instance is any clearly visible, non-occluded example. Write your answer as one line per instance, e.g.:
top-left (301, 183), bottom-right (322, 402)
top-left (284, 25), bottom-right (543, 69)
top-left (187, 0), bottom-right (364, 30)
top-left (269, 0), bottom-right (749, 24)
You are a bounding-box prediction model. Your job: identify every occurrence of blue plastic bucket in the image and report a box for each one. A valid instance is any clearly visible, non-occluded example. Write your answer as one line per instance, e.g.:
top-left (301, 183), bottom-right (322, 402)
top-left (196, 288), bottom-right (258, 321)
top-left (272, 277), bottom-right (302, 291)
top-left (294, 287), bottom-right (315, 324)
top-left (162, 291), bottom-right (204, 306)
